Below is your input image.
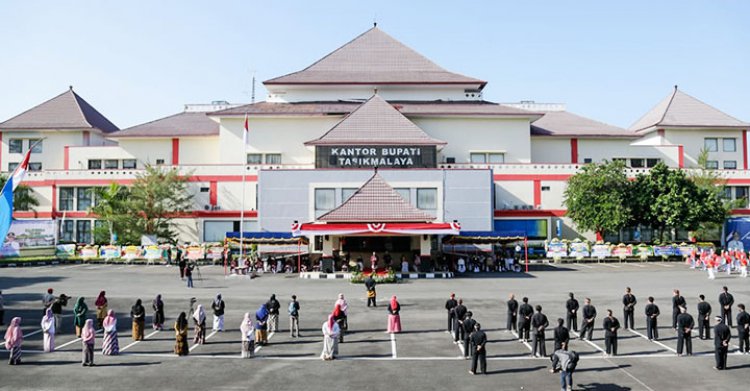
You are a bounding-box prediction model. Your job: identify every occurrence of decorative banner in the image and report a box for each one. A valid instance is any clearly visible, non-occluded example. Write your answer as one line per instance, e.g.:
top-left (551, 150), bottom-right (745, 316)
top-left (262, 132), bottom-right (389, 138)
top-left (612, 244), bottom-right (633, 258)
top-left (122, 246), bottom-right (141, 260)
top-left (568, 241), bottom-right (590, 258)
top-left (545, 240), bottom-right (567, 259)
top-left (653, 245), bottom-right (676, 257)
top-left (185, 245), bottom-right (204, 260)
top-left (206, 245), bottom-right (224, 260)
top-left (144, 245), bottom-right (162, 260)
top-left (55, 244), bottom-right (76, 258)
top-left (677, 244), bottom-right (695, 257)
top-left (99, 245), bottom-right (121, 259)
top-left (634, 245), bottom-right (653, 256)
top-left (79, 245), bottom-right (98, 259)
top-left (1, 220), bottom-right (56, 257)
top-left (592, 244), bottom-right (611, 259)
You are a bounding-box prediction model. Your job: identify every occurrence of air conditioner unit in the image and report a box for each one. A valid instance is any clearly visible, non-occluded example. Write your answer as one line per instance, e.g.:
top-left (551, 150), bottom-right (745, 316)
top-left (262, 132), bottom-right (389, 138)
top-left (446, 157), bottom-right (456, 164)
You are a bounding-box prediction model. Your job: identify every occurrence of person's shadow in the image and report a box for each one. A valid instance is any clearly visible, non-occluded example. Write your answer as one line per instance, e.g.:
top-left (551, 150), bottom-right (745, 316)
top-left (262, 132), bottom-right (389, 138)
top-left (577, 384), bottom-right (632, 391)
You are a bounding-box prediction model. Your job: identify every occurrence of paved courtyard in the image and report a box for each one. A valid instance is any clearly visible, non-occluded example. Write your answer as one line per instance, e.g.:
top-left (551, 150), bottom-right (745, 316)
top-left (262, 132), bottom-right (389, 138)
top-left (1, 261), bottom-right (749, 390)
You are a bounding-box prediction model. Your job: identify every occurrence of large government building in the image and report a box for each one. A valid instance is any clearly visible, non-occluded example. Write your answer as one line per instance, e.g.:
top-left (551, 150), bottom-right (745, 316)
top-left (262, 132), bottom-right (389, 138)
top-left (2, 26), bottom-right (748, 260)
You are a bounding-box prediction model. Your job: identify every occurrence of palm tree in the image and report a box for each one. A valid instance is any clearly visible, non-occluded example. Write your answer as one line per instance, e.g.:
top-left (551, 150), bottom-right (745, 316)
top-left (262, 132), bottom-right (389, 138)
top-left (0, 174), bottom-right (40, 212)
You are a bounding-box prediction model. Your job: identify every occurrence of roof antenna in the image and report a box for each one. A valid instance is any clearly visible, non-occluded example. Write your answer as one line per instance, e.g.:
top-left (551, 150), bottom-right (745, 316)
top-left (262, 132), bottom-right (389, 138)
top-left (69, 85), bottom-right (73, 91)
top-left (373, 14), bottom-right (377, 28)
top-left (674, 84), bottom-right (678, 90)
top-left (251, 71), bottom-right (257, 104)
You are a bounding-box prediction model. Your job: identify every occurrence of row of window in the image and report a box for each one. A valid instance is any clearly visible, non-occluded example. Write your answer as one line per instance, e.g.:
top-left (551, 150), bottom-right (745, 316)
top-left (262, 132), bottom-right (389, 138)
top-left (8, 138), bottom-right (43, 154)
top-left (59, 220), bottom-right (94, 244)
top-left (313, 187), bottom-right (437, 217)
top-left (706, 160), bottom-right (737, 170)
top-left (247, 153), bottom-right (282, 165)
top-left (704, 138), bottom-right (736, 153)
top-left (88, 159), bottom-right (137, 170)
top-left (469, 152), bottom-right (505, 164)
top-left (611, 158), bottom-right (662, 168)
top-left (59, 187), bottom-right (96, 211)
top-left (8, 162), bottom-right (42, 172)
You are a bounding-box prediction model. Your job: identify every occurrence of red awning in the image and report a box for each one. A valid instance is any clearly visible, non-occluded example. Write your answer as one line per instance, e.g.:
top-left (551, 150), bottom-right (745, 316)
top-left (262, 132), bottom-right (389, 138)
top-left (291, 222), bottom-right (461, 237)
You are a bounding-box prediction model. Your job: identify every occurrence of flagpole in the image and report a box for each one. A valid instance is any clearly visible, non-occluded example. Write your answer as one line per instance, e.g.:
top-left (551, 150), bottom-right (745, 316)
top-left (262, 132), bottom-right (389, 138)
top-left (239, 114), bottom-right (248, 265)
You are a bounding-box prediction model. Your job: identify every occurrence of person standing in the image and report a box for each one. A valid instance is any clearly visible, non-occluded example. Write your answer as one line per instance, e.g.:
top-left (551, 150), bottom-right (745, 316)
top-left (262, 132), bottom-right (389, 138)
top-left (94, 291), bottom-right (108, 329)
top-left (671, 289), bottom-right (686, 330)
top-left (697, 294), bottom-right (712, 340)
top-left (370, 251), bottom-right (378, 271)
top-left (240, 312), bottom-right (254, 358)
top-left (152, 294), bottom-right (165, 331)
top-left (736, 304), bottom-right (750, 354)
top-left (102, 310), bottom-right (119, 356)
top-left (321, 314), bottom-right (340, 360)
top-left (185, 263), bottom-right (194, 288)
top-left (518, 297), bottom-right (533, 342)
top-left (0, 290), bottom-right (4, 326)
top-left (676, 306), bottom-right (694, 356)
top-left (81, 319), bottom-right (96, 367)
top-left (531, 305), bottom-right (549, 358)
top-left (73, 297), bottom-right (88, 338)
top-left (719, 286), bottom-right (734, 326)
top-left (178, 248), bottom-right (186, 279)
top-left (469, 323), bottom-right (487, 375)
top-left (211, 294), bottom-right (226, 332)
top-left (602, 309), bottom-right (620, 356)
top-left (383, 251), bottom-right (392, 269)
top-left (553, 318), bottom-right (570, 351)
top-left (462, 312), bottom-right (477, 359)
top-left (288, 295), bottom-right (301, 338)
top-left (51, 294), bottom-right (68, 332)
top-left (453, 299), bottom-right (468, 343)
top-left (174, 312), bottom-right (189, 356)
top-left (644, 296), bottom-right (661, 341)
top-left (566, 293), bottom-right (579, 332)
top-left (266, 294), bottom-right (280, 333)
top-left (365, 275), bottom-right (377, 307)
top-left (130, 299), bottom-right (146, 341)
top-left (713, 316), bottom-right (731, 370)
top-left (622, 287), bottom-right (636, 330)
top-left (193, 304), bottom-right (206, 345)
top-left (387, 296), bottom-right (402, 334)
top-left (254, 304), bottom-right (269, 346)
top-left (550, 347), bottom-right (579, 391)
top-left (335, 293), bottom-right (349, 330)
top-left (41, 308), bottom-right (55, 352)
top-left (4, 317), bottom-right (23, 365)
top-left (43, 288), bottom-right (55, 312)
top-left (445, 293), bottom-right (458, 333)
top-left (580, 298), bottom-right (596, 341)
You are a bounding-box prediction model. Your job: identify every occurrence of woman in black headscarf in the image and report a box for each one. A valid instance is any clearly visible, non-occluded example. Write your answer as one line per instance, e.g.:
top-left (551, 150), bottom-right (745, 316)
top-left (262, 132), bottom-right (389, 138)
top-left (130, 299), bottom-right (146, 341)
top-left (174, 312), bottom-right (189, 356)
top-left (152, 294), bottom-right (165, 331)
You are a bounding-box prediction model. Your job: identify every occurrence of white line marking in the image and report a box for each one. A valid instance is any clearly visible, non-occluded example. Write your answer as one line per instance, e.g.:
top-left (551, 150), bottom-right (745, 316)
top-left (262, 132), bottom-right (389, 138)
top-left (657, 264), bottom-right (674, 268)
top-left (627, 328), bottom-right (677, 353)
top-left (626, 263), bottom-right (646, 268)
top-left (55, 329), bottom-right (103, 349)
top-left (571, 331), bottom-right (655, 390)
top-left (189, 330), bottom-right (219, 352)
top-left (253, 331), bottom-right (275, 354)
top-left (570, 330), bottom-right (606, 353)
top-left (23, 329), bottom-right (44, 338)
top-left (59, 264), bottom-right (85, 270)
top-left (390, 332), bottom-right (397, 358)
top-left (574, 263), bottom-right (593, 269)
top-left (602, 264), bottom-right (621, 268)
top-left (510, 330), bottom-right (533, 352)
top-left (120, 330), bottom-right (160, 352)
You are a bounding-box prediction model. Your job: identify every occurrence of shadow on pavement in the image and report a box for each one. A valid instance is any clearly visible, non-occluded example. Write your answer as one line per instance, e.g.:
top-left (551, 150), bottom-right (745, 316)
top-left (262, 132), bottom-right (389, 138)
top-left (485, 365), bottom-right (546, 374)
top-left (576, 364), bottom-right (632, 373)
top-left (576, 383), bottom-right (632, 391)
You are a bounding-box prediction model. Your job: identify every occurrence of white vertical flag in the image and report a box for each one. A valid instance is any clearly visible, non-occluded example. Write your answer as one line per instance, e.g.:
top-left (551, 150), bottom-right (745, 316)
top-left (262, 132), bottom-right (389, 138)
top-left (243, 113), bottom-right (249, 145)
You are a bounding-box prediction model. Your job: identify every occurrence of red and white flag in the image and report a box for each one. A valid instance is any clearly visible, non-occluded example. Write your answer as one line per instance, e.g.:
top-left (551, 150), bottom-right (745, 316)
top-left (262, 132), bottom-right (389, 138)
top-left (243, 113), bottom-right (249, 145)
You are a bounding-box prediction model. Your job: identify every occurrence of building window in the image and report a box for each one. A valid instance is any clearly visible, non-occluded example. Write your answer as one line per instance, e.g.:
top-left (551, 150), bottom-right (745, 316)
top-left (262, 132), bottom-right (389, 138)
top-left (313, 236), bottom-right (323, 252)
top-left (470, 153), bottom-right (486, 164)
top-left (723, 138), bottom-right (737, 152)
top-left (247, 154), bottom-right (262, 164)
top-left (265, 154), bottom-right (281, 164)
top-left (704, 138), bottom-right (718, 152)
top-left (29, 139), bottom-right (43, 153)
top-left (28, 162), bottom-right (42, 171)
top-left (155, 159), bottom-right (165, 165)
top-left (314, 188), bottom-right (335, 217)
top-left (488, 153), bottom-right (505, 163)
top-left (630, 158), bottom-right (645, 168)
top-left (8, 139), bottom-right (22, 154)
top-left (88, 160), bottom-right (102, 169)
top-left (76, 220), bottom-right (92, 244)
top-left (722, 187), bottom-right (732, 200)
top-left (394, 188), bottom-right (410, 203)
top-left (341, 188), bottom-right (357, 203)
top-left (60, 220), bottom-right (74, 242)
top-left (706, 160), bottom-right (719, 169)
top-left (77, 187), bottom-right (93, 211)
top-left (724, 160), bottom-right (737, 170)
top-left (7, 163), bottom-right (18, 172)
top-left (470, 152), bottom-right (505, 164)
top-left (59, 187), bottom-right (74, 211)
top-left (200, 187), bottom-right (210, 193)
top-left (122, 159), bottom-right (137, 169)
top-left (104, 159), bottom-right (119, 169)
top-left (646, 158), bottom-right (661, 168)
top-left (417, 188), bottom-right (437, 210)
top-left (735, 186), bottom-right (749, 205)
top-left (541, 186), bottom-right (551, 191)
top-left (583, 158), bottom-right (593, 164)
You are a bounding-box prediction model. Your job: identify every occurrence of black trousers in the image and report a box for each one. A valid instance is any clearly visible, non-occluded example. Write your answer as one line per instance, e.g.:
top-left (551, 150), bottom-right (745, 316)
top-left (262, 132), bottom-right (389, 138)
top-left (518, 320), bottom-right (530, 340)
top-left (507, 313), bottom-right (517, 331)
top-left (580, 320), bottom-right (594, 340)
top-left (646, 317), bottom-right (659, 340)
top-left (604, 335), bottom-right (617, 355)
top-left (0, 309), bottom-right (4, 325)
top-left (623, 309), bottom-right (634, 329)
top-left (677, 332), bottom-right (692, 355)
top-left (698, 317), bottom-right (710, 339)
top-left (367, 296), bottom-right (376, 307)
top-left (739, 331), bottom-right (750, 353)
top-left (463, 335), bottom-right (472, 357)
top-left (532, 332), bottom-right (546, 356)
top-left (471, 349), bottom-right (486, 373)
top-left (454, 320), bottom-right (465, 342)
top-left (722, 308), bottom-right (733, 326)
top-left (715, 346), bottom-right (728, 369)
top-left (566, 313), bottom-right (578, 332)
top-left (672, 310), bottom-right (679, 329)
top-left (448, 312), bottom-right (455, 333)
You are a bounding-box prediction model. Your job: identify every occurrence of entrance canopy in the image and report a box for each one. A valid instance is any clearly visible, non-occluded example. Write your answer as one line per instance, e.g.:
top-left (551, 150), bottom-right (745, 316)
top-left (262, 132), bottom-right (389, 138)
top-left (292, 222), bottom-right (460, 237)
top-left (225, 231), bottom-right (308, 245)
top-left (443, 230), bottom-right (526, 244)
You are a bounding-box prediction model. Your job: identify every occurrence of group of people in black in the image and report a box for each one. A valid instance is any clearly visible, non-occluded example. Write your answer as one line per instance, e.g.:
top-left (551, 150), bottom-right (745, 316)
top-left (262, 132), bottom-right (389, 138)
top-left (445, 293), bottom-right (488, 375)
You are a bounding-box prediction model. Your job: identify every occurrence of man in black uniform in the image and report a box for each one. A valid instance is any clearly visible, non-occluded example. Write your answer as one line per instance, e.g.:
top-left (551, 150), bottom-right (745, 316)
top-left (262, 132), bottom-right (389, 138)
top-left (453, 299), bottom-right (468, 343)
top-left (469, 323), bottom-right (487, 375)
top-left (675, 306), bottom-right (694, 356)
top-left (553, 318), bottom-right (570, 351)
top-left (518, 297), bottom-right (534, 342)
top-left (566, 293), bottom-right (579, 332)
top-left (580, 298), bottom-right (596, 341)
top-left (602, 309), bottom-right (620, 356)
top-left (445, 293), bottom-right (457, 333)
top-left (713, 315), bottom-right (731, 370)
top-left (736, 303), bottom-right (750, 354)
top-left (672, 289), bottom-right (686, 330)
top-left (697, 294), bottom-right (712, 340)
top-left (645, 296), bottom-right (660, 341)
top-left (622, 287), bottom-right (637, 330)
top-left (506, 294), bottom-right (518, 332)
top-left (462, 311), bottom-right (477, 359)
top-left (531, 305), bottom-right (549, 357)
top-left (364, 274), bottom-right (377, 307)
top-left (719, 286), bottom-right (734, 326)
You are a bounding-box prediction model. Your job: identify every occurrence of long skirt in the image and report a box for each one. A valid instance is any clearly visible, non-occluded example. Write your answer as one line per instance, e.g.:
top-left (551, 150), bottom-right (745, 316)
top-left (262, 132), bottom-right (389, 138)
top-left (175, 333), bottom-right (189, 356)
top-left (213, 315), bottom-right (224, 331)
top-left (132, 319), bottom-right (145, 341)
top-left (102, 330), bottom-right (119, 355)
top-left (321, 335), bottom-right (338, 360)
top-left (254, 329), bottom-right (267, 345)
top-left (153, 311), bottom-right (165, 330)
top-left (43, 331), bottom-right (55, 352)
top-left (388, 314), bottom-right (402, 333)
top-left (82, 342), bottom-right (94, 365)
top-left (241, 340), bottom-right (255, 358)
top-left (8, 345), bottom-right (21, 365)
top-left (194, 322), bottom-right (206, 344)
top-left (96, 305), bottom-right (107, 328)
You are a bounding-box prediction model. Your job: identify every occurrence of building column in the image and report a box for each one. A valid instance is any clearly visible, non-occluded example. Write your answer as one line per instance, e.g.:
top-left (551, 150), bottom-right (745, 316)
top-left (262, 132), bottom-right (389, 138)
top-left (172, 138), bottom-right (180, 165)
top-left (209, 181), bottom-right (217, 206)
top-left (63, 146), bottom-right (70, 170)
top-left (743, 129), bottom-right (748, 170)
top-left (570, 138), bottom-right (578, 164)
top-left (533, 180), bottom-right (542, 208)
top-left (677, 145), bottom-right (684, 168)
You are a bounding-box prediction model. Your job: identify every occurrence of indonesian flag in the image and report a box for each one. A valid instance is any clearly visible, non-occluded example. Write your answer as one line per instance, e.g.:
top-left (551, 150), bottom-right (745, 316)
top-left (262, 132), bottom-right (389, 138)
top-left (243, 113), bottom-right (249, 145)
top-left (0, 147), bottom-right (32, 246)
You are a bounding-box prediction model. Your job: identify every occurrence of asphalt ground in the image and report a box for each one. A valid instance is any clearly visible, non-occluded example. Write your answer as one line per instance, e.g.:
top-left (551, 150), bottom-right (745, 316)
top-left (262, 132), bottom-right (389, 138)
top-left (1, 261), bottom-right (749, 391)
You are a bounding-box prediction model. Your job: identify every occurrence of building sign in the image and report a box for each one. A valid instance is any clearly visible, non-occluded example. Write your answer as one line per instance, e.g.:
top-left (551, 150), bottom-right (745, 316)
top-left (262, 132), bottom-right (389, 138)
top-left (316, 146), bottom-right (436, 169)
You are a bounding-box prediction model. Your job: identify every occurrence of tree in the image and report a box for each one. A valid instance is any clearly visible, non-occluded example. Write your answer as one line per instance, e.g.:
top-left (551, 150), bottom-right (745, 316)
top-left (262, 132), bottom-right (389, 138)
top-left (689, 149), bottom-right (735, 240)
top-left (90, 183), bottom-right (137, 244)
top-left (563, 160), bottom-right (631, 239)
top-left (127, 165), bottom-right (193, 243)
top-left (0, 174), bottom-right (40, 212)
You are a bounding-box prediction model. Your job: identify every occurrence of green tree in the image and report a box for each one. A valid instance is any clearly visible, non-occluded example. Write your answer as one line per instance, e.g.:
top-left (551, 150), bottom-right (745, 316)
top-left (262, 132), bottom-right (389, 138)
top-left (90, 183), bottom-right (138, 244)
top-left (0, 174), bottom-right (40, 212)
top-left (127, 165), bottom-right (193, 243)
top-left (689, 149), bottom-right (735, 240)
top-left (563, 160), bottom-right (631, 239)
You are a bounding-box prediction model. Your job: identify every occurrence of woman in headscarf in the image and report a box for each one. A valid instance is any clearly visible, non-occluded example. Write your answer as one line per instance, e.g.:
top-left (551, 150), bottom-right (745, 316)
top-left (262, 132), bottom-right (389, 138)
top-left (102, 309), bottom-right (119, 355)
top-left (335, 293), bottom-right (349, 334)
top-left (4, 317), bottom-right (23, 365)
top-left (174, 311), bottom-right (189, 356)
top-left (94, 291), bottom-right (108, 329)
top-left (387, 296), bottom-right (402, 334)
top-left (321, 314), bottom-right (340, 360)
top-left (41, 308), bottom-right (55, 352)
top-left (73, 297), bottom-right (88, 337)
top-left (254, 304), bottom-right (269, 346)
top-left (193, 304), bottom-right (206, 345)
top-left (81, 319), bottom-right (95, 366)
top-left (130, 298), bottom-right (146, 341)
top-left (152, 294), bottom-right (165, 331)
top-left (211, 293), bottom-right (225, 332)
top-left (332, 304), bottom-right (346, 343)
top-left (240, 312), bottom-right (254, 358)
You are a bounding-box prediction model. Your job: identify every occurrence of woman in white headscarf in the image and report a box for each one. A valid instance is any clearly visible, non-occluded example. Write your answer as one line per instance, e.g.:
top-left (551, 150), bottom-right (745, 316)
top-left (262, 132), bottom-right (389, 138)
top-left (321, 314), bottom-right (340, 361)
top-left (193, 304), bottom-right (206, 344)
top-left (240, 312), bottom-right (254, 358)
top-left (41, 308), bottom-right (55, 352)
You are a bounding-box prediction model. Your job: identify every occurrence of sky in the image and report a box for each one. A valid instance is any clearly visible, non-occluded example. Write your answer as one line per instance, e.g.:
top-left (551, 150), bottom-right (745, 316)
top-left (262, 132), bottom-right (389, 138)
top-left (1, 1), bottom-right (748, 129)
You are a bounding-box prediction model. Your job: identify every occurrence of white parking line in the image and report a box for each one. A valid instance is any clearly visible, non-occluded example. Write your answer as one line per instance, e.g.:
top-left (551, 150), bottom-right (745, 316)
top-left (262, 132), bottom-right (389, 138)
top-left (510, 330), bottom-right (533, 352)
top-left (390, 333), bottom-right (397, 358)
top-left (253, 331), bottom-right (275, 353)
top-left (657, 264), bottom-right (674, 268)
top-left (574, 263), bottom-right (594, 269)
top-left (55, 329), bottom-right (103, 350)
top-left (570, 330), bottom-right (606, 354)
top-left (602, 264), bottom-right (621, 268)
top-left (189, 330), bottom-right (219, 352)
top-left (59, 264), bottom-right (85, 270)
top-left (627, 328), bottom-right (677, 353)
top-left (120, 330), bottom-right (161, 352)
top-left (625, 263), bottom-right (646, 268)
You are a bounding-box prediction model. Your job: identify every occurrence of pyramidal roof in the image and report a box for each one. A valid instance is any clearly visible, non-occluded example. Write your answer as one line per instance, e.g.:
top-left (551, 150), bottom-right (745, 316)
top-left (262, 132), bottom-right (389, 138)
top-left (0, 87), bottom-right (119, 133)
top-left (630, 86), bottom-right (748, 133)
top-left (305, 94), bottom-right (446, 146)
top-left (112, 112), bottom-right (218, 138)
top-left (265, 26), bottom-right (486, 88)
top-left (318, 172), bottom-right (435, 223)
top-left (531, 111), bottom-right (636, 138)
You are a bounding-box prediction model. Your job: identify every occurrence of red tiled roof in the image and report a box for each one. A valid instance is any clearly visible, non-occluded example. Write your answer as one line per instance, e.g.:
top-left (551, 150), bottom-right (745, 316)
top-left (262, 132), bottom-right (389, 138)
top-left (111, 112), bottom-right (218, 138)
top-left (264, 27), bottom-right (486, 88)
top-left (305, 95), bottom-right (445, 146)
top-left (531, 111), bottom-right (637, 138)
top-left (318, 172), bottom-right (435, 222)
top-left (0, 87), bottom-right (119, 133)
